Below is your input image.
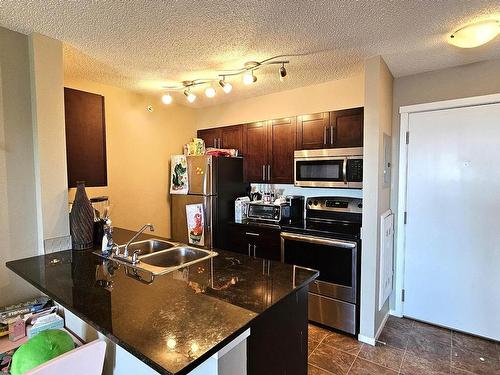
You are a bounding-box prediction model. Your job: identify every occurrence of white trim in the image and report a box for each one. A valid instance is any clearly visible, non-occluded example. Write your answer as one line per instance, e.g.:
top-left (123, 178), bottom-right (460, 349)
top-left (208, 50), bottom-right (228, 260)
top-left (357, 334), bottom-right (376, 346)
top-left (400, 93), bottom-right (500, 114)
top-left (375, 311), bottom-right (390, 341)
top-left (389, 309), bottom-right (402, 318)
top-left (394, 92), bottom-right (500, 319)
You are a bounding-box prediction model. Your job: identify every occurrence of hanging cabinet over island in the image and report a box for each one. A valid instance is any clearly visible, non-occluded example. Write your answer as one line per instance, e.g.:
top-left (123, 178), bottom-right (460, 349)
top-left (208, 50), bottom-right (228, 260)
top-left (197, 107), bottom-right (363, 184)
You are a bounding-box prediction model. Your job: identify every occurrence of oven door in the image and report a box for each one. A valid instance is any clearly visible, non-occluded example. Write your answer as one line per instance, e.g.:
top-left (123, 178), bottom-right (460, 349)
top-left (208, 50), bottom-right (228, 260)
top-left (294, 157), bottom-right (347, 188)
top-left (280, 232), bottom-right (358, 303)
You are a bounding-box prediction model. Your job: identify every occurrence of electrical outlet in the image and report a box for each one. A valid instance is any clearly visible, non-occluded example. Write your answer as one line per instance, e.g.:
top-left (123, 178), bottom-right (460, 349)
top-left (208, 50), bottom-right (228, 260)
top-left (44, 235), bottom-right (72, 254)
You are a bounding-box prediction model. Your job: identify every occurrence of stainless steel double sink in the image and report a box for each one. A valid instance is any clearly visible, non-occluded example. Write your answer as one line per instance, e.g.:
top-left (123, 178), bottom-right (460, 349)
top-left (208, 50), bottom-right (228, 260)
top-left (98, 239), bottom-right (218, 278)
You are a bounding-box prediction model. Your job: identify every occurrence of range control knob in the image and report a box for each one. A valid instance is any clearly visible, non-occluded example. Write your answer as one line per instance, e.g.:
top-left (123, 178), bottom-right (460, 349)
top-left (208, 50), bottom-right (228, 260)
top-left (358, 203), bottom-right (363, 209)
top-left (313, 200), bottom-right (319, 206)
top-left (307, 200), bottom-right (312, 206)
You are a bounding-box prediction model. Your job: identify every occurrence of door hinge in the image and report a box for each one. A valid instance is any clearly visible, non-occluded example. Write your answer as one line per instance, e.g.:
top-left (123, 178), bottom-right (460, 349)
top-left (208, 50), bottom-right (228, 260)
top-left (404, 212), bottom-right (407, 224)
top-left (405, 131), bottom-right (409, 144)
top-left (401, 289), bottom-right (405, 302)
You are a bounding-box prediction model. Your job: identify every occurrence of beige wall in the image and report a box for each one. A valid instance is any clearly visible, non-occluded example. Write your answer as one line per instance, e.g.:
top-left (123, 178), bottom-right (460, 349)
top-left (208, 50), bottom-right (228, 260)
top-left (30, 33), bottom-right (70, 251)
top-left (64, 78), bottom-right (198, 238)
top-left (195, 74), bottom-right (364, 128)
top-left (359, 56), bottom-right (393, 342)
top-left (390, 58), bottom-right (500, 309)
top-left (0, 27), bottom-right (39, 305)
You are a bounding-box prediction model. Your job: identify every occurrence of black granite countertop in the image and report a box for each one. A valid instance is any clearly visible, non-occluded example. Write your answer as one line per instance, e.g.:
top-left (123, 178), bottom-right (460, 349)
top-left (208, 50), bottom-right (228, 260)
top-left (6, 228), bottom-right (317, 375)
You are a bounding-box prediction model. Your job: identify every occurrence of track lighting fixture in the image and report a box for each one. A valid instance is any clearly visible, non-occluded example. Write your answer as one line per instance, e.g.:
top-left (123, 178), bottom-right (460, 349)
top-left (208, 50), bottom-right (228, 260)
top-left (279, 63), bottom-right (287, 82)
top-left (219, 78), bottom-right (232, 93)
top-left (161, 93), bottom-right (173, 105)
top-left (243, 71), bottom-right (257, 85)
top-left (161, 54), bottom-right (301, 102)
top-left (184, 89), bottom-right (196, 103)
top-left (205, 87), bottom-right (216, 98)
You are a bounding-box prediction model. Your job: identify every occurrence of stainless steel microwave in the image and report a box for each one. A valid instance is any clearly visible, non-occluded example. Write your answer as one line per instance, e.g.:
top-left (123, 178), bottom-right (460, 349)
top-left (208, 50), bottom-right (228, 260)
top-left (294, 148), bottom-right (363, 189)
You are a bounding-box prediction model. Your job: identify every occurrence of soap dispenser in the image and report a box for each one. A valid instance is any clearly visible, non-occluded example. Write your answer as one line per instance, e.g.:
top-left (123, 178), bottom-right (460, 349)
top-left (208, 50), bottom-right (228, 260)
top-left (101, 219), bottom-right (114, 255)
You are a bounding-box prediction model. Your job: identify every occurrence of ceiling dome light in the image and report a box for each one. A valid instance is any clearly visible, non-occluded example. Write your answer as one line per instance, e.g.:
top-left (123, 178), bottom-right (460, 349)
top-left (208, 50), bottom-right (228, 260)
top-left (184, 89), bottom-right (196, 103)
top-left (279, 64), bottom-right (287, 82)
top-left (205, 87), bottom-right (216, 98)
top-left (161, 93), bottom-right (173, 105)
top-left (449, 20), bottom-right (499, 48)
top-left (219, 79), bottom-right (232, 94)
top-left (243, 71), bottom-right (257, 85)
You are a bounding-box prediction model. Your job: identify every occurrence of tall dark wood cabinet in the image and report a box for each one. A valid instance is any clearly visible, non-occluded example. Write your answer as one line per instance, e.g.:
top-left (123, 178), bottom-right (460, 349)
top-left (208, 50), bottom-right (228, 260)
top-left (330, 107), bottom-right (364, 148)
top-left (267, 117), bottom-right (297, 184)
top-left (226, 223), bottom-right (281, 261)
top-left (64, 87), bottom-right (107, 188)
top-left (296, 112), bottom-right (329, 149)
top-left (242, 121), bottom-right (269, 183)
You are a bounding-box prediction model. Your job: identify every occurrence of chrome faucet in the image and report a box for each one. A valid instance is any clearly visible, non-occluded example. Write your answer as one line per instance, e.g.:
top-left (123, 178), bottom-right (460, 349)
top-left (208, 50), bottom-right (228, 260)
top-left (124, 224), bottom-right (155, 257)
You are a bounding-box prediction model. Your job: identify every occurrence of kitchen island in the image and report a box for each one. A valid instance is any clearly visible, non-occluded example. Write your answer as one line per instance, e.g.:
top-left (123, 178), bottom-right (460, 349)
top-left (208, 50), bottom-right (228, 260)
top-left (6, 228), bottom-right (318, 375)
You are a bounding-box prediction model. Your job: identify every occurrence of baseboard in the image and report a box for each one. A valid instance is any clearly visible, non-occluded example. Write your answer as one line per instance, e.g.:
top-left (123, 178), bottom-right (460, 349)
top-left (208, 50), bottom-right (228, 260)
top-left (389, 309), bottom-right (402, 318)
top-left (357, 334), bottom-right (376, 346)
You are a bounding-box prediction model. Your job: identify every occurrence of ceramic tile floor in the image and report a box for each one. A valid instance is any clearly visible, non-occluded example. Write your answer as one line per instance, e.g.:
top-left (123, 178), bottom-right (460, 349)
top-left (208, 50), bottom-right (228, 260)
top-left (308, 316), bottom-right (500, 375)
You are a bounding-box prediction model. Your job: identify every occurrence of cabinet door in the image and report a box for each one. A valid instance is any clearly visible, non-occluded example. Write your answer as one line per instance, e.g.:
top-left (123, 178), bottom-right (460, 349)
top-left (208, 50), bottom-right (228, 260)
top-left (254, 227), bottom-right (281, 261)
top-left (330, 107), bottom-right (364, 148)
top-left (220, 125), bottom-right (243, 152)
top-left (296, 112), bottom-right (329, 149)
top-left (226, 224), bottom-right (252, 255)
top-left (197, 128), bottom-right (221, 148)
top-left (243, 121), bottom-right (268, 183)
top-left (268, 117), bottom-right (297, 184)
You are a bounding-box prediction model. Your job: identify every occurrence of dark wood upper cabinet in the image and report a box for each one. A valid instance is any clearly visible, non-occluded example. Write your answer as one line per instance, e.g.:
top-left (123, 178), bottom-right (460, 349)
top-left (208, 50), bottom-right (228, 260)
top-left (330, 107), bottom-right (364, 148)
top-left (220, 125), bottom-right (243, 151)
top-left (197, 125), bottom-right (243, 151)
top-left (242, 121), bottom-right (268, 183)
top-left (297, 112), bottom-right (329, 149)
top-left (64, 87), bottom-right (107, 188)
top-left (197, 128), bottom-right (220, 148)
top-left (268, 117), bottom-right (296, 183)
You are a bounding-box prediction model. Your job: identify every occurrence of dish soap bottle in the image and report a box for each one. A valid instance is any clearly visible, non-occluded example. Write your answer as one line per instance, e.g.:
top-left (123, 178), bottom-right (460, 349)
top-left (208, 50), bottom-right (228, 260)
top-left (101, 219), bottom-right (114, 255)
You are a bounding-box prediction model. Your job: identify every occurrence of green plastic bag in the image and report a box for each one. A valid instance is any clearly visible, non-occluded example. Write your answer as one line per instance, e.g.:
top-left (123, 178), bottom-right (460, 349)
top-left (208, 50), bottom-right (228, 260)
top-left (10, 329), bottom-right (74, 375)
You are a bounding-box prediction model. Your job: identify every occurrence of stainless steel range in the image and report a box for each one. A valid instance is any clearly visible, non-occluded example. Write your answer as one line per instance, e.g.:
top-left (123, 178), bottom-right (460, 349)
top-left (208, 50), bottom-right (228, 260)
top-left (280, 197), bottom-right (362, 335)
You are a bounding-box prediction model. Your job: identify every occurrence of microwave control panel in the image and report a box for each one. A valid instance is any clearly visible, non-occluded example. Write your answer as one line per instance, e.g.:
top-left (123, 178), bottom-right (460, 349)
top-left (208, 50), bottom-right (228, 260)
top-left (347, 159), bottom-right (363, 182)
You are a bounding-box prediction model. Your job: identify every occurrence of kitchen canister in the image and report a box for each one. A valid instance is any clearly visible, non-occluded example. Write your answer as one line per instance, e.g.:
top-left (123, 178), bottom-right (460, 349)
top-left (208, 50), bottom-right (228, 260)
top-left (70, 181), bottom-right (94, 249)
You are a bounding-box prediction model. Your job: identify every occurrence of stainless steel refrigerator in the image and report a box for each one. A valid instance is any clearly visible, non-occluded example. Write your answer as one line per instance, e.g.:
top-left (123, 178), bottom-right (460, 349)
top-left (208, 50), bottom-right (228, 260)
top-left (171, 156), bottom-right (248, 249)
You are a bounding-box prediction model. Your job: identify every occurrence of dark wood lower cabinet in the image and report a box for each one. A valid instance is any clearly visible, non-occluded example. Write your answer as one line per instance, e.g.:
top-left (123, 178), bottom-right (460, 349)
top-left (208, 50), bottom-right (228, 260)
top-left (226, 223), bottom-right (281, 262)
top-left (248, 285), bottom-right (309, 375)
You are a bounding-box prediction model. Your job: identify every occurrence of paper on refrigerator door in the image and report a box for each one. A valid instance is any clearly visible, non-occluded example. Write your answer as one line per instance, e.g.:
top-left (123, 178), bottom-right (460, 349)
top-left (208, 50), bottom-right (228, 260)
top-left (170, 155), bottom-right (188, 194)
top-left (185, 204), bottom-right (204, 246)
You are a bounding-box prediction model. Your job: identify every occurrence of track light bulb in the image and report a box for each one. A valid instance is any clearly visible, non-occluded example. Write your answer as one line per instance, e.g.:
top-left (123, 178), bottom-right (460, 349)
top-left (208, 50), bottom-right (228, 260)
top-left (279, 64), bottom-right (287, 82)
top-left (205, 87), bottom-right (216, 98)
top-left (184, 89), bottom-right (196, 103)
top-left (219, 79), bottom-right (232, 93)
top-left (161, 93), bottom-right (173, 105)
top-left (243, 72), bottom-right (257, 85)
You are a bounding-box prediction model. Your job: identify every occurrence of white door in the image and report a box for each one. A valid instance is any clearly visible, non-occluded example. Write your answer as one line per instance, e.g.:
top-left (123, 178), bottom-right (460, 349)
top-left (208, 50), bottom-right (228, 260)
top-left (403, 103), bottom-right (500, 341)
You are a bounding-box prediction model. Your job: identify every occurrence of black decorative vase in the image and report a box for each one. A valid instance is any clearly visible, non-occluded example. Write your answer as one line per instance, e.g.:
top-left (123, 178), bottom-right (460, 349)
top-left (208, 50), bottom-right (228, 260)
top-left (70, 181), bottom-right (94, 249)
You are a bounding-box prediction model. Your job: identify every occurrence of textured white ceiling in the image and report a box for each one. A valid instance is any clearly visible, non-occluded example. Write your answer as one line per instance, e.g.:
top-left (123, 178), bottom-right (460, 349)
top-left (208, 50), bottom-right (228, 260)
top-left (1, 0), bottom-right (499, 107)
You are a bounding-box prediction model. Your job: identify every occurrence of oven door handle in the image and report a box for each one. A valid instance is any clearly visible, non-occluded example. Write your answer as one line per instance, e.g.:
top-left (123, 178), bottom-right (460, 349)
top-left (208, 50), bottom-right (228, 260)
top-left (280, 232), bottom-right (357, 249)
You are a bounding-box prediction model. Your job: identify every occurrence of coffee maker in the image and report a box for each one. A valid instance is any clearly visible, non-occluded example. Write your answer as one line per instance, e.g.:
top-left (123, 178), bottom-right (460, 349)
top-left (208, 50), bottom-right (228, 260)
top-left (285, 195), bottom-right (305, 224)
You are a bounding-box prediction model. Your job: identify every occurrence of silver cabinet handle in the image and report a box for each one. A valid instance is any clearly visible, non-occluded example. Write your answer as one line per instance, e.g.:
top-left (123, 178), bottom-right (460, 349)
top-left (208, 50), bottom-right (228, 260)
top-left (218, 138), bottom-right (222, 148)
top-left (323, 127), bottom-right (327, 145)
top-left (267, 165), bottom-right (271, 181)
top-left (253, 244), bottom-right (256, 257)
top-left (213, 138), bottom-right (217, 147)
top-left (330, 125), bottom-right (334, 145)
top-left (245, 232), bottom-right (260, 236)
top-left (262, 165), bottom-right (265, 181)
top-left (248, 243), bottom-right (251, 256)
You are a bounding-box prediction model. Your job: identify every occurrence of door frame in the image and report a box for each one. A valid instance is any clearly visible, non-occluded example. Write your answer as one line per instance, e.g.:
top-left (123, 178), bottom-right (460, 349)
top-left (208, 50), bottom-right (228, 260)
top-left (393, 93), bottom-right (500, 317)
